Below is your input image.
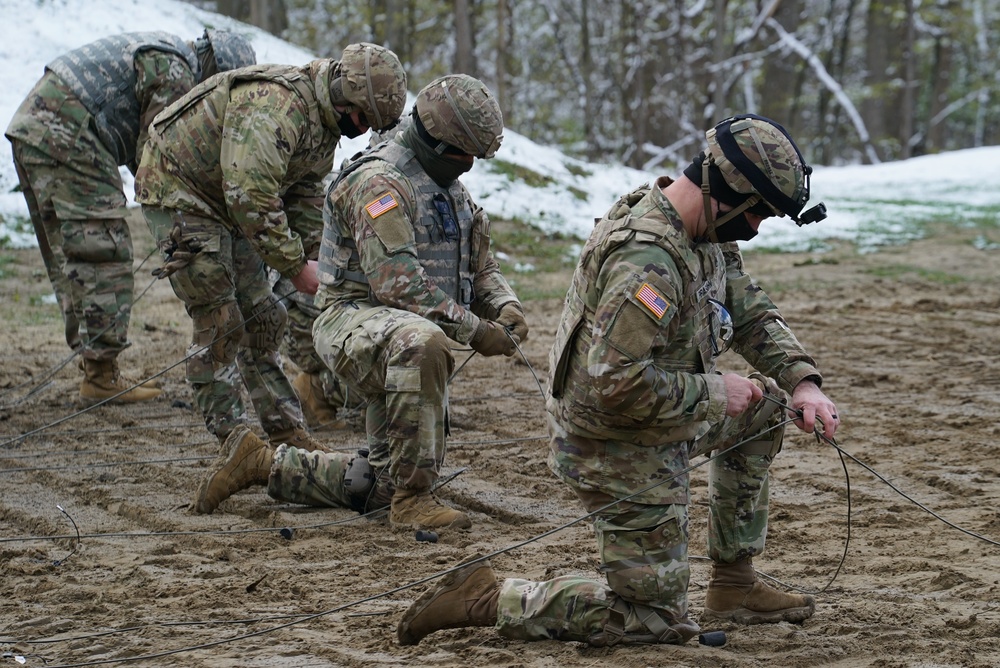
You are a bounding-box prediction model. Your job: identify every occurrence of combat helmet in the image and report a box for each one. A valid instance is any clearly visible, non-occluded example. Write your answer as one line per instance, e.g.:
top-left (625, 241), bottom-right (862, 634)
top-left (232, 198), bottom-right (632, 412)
top-left (194, 29), bottom-right (256, 79)
top-left (704, 114), bottom-right (825, 226)
top-left (338, 43), bottom-right (407, 132)
top-left (414, 74), bottom-right (503, 159)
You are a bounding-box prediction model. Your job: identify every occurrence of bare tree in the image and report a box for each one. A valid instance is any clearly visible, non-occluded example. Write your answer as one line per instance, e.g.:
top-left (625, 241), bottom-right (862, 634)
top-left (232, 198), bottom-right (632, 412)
top-left (454, 0), bottom-right (478, 76)
top-left (216, 0), bottom-right (288, 36)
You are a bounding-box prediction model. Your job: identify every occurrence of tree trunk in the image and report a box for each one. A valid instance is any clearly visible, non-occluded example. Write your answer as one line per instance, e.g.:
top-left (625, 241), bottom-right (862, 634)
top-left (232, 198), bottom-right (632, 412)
top-left (454, 0), bottom-right (478, 76)
top-left (216, 0), bottom-right (288, 36)
top-left (899, 0), bottom-right (917, 158)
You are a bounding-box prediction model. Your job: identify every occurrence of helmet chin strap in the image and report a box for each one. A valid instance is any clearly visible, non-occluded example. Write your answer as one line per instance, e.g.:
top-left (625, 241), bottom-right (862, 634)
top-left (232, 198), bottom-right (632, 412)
top-left (701, 157), bottom-right (761, 243)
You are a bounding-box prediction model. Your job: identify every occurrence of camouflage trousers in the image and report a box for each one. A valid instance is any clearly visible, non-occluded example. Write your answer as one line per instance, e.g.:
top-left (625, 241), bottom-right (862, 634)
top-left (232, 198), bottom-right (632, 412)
top-left (496, 390), bottom-right (785, 644)
top-left (266, 444), bottom-right (354, 508)
top-left (143, 207), bottom-right (305, 441)
top-left (312, 301), bottom-right (453, 491)
top-left (273, 275), bottom-right (363, 411)
top-left (10, 137), bottom-right (133, 360)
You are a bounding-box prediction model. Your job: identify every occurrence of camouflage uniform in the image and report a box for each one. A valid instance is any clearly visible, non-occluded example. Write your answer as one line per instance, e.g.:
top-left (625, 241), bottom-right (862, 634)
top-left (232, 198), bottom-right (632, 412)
top-left (274, 126), bottom-right (407, 418)
top-left (275, 273), bottom-right (361, 412)
top-left (291, 122), bottom-right (519, 502)
top-left (135, 48), bottom-right (406, 443)
top-left (134, 61), bottom-right (343, 441)
top-left (493, 179), bottom-right (823, 643)
top-left (5, 33), bottom-right (204, 361)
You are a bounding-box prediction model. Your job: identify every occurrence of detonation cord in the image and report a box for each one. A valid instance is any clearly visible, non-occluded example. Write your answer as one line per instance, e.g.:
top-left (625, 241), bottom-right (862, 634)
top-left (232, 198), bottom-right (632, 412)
top-left (7, 327), bottom-right (999, 663)
top-left (0, 247), bottom-right (160, 408)
top-left (0, 286), bottom-right (301, 449)
top-left (15, 423), bottom-right (792, 668)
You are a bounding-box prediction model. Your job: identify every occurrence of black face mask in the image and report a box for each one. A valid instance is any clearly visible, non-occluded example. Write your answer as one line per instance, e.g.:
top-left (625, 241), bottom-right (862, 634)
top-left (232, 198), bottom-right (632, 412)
top-left (402, 123), bottom-right (473, 187)
top-left (712, 209), bottom-right (759, 242)
top-left (337, 111), bottom-right (366, 139)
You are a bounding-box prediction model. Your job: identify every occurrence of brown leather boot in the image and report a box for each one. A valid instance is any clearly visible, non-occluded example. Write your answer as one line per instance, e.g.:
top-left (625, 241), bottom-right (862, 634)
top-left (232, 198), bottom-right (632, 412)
top-left (268, 426), bottom-right (334, 453)
top-left (291, 372), bottom-right (346, 430)
top-left (397, 555), bottom-right (500, 645)
top-left (78, 358), bottom-right (161, 388)
top-left (80, 359), bottom-right (161, 404)
top-left (193, 425), bottom-right (274, 514)
top-left (702, 559), bottom-right (815, 625)
top-left (390, 489), bottom-right (471, 530)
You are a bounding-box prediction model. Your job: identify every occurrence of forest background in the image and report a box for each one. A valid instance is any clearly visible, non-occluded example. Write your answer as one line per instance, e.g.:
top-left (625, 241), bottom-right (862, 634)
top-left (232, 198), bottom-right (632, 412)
top-left (198, 0), bottom-right (1000, 172)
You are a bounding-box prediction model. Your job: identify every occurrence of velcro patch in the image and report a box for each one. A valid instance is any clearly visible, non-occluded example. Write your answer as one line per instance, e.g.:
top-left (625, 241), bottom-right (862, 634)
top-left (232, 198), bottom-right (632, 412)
top-left (635, 282), bottom-right (669, 319)
top-left (365, 192), bottom-right (398, 219)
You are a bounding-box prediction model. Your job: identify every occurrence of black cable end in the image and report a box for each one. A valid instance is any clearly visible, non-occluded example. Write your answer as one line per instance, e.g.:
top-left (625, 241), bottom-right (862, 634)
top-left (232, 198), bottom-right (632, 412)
top-left (699, 631), bottom-right (727, 646)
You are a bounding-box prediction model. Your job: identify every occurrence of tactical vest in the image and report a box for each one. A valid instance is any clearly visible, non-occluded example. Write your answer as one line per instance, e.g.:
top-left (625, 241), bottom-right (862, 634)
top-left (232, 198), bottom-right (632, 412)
top-left (548, 184), bottom-right (726, 440)
top-left (317, 141), bottom-right (476, 306)
top-left (150, 64), bottom-right (327, 152)
top-left (48, 32), bottom-right (198, 168)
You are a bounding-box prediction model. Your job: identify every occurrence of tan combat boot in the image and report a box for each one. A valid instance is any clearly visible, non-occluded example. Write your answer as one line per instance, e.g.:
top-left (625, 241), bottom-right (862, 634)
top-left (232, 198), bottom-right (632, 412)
top-left (702, 559), bottom-right (815, 625)
top-left (193, 425), bottom-right (274, 514)
top-left (268, 426), bottom-right (334, 453)
top-left (77, 358), bottom-right (161, 388)
top-left (291, 372), bottom-right (346, 430)
top-left (397, 555), bottom-right (500, 645)
top-left (390, 489), bottom-right (472, 530)
top-left (80, 359), bottom-right (161, 404)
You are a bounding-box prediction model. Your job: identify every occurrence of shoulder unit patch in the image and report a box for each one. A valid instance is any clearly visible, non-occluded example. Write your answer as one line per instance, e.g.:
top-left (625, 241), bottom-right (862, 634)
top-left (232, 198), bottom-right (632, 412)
top-left (365, 192), bottom-right (399, 219)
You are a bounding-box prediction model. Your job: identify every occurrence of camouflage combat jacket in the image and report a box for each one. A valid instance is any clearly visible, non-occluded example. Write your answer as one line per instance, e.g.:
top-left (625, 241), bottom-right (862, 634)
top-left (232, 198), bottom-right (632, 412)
top-left (135, 60), bottom-right (343, 279)
top-left (547, 177), bottom-right (822, 446)
top-left (315, 135), bottom-right (519, 345)
top-left (6, 32), bottom-right (200, 174)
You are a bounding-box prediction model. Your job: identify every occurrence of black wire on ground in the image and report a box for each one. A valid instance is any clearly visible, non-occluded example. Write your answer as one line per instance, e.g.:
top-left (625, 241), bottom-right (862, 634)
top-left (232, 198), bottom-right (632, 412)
top-left (0, 286), bottom-right (301, 449)
top-left (0, 247), bottom-right (161, 408)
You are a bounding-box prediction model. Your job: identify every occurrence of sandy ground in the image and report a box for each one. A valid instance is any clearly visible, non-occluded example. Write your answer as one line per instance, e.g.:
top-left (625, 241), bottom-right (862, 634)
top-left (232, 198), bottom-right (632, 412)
top-left (2, 216), bottom-right (1000, 668)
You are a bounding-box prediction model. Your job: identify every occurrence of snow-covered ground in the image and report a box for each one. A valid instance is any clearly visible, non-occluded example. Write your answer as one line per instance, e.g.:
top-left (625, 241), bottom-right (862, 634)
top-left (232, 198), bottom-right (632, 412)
top-left (2, 0), bottom-right (998, 252)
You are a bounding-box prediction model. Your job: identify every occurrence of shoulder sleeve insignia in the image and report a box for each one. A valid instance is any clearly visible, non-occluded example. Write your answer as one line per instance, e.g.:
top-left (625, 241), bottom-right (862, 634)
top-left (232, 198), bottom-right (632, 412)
top-left (635, 282), bottom-right (670, 319)
top-left (364, 192), bottom-right (399, 219)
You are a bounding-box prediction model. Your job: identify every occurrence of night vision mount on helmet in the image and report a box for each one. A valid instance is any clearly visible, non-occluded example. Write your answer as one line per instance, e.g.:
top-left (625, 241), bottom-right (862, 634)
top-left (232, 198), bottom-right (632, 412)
top-left (706, 114), bottom-right (827, 227)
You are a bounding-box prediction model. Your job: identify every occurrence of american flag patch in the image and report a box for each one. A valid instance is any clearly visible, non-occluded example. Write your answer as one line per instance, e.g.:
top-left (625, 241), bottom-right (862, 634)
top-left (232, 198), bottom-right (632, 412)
top-left (365, 192), bottom-right (398, 219)
top-left (635, 282), bottom-right (669, 319)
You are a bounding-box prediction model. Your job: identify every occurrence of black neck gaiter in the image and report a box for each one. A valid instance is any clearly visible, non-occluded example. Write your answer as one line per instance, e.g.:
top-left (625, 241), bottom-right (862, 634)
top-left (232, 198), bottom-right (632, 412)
top-left (400, 122), bottom-right (472, 187)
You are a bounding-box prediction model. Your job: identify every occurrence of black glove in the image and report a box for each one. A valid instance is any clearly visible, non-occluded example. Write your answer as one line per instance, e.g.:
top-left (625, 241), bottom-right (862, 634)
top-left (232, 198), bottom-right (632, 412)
top-left (497, 303), bottom-right (529, 343)
top-left (470, 320), bottom-right (517, 357)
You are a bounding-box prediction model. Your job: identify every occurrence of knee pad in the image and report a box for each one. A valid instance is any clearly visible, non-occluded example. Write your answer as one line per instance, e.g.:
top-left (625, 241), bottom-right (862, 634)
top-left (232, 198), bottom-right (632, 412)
top-left (343, 450), bottom-right (375, 512)
top-left (192, 301), bottom-right (244, 366)
top-left (242, 294), bottom-right (287, 352)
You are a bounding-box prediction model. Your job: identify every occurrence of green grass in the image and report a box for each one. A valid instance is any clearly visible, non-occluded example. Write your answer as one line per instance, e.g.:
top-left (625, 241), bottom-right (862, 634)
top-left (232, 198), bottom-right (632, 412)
top-left (489, 218), bottom-right (579, 301)
top-left (0, 253), bottom-right (15, 279)
top-left (489, 159), bottom-right (555, 188)
top-left (564, 163), bottom-right (592, 178)
top-left (863, 264), bottom-right (968, 285)
top-left (491, 219), bottom-right (576, 272)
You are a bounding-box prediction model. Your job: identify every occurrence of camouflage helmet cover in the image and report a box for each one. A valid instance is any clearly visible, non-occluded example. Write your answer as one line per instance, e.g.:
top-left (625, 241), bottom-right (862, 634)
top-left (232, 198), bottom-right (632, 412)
top-left (197, 29), bottom-right (256, 73)
top-left (415, 74), bottom-right (503, 159)
top-left (339, 42), bottom-right (407, 131)
top-left (705, 115), bottom-right (810, 219)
